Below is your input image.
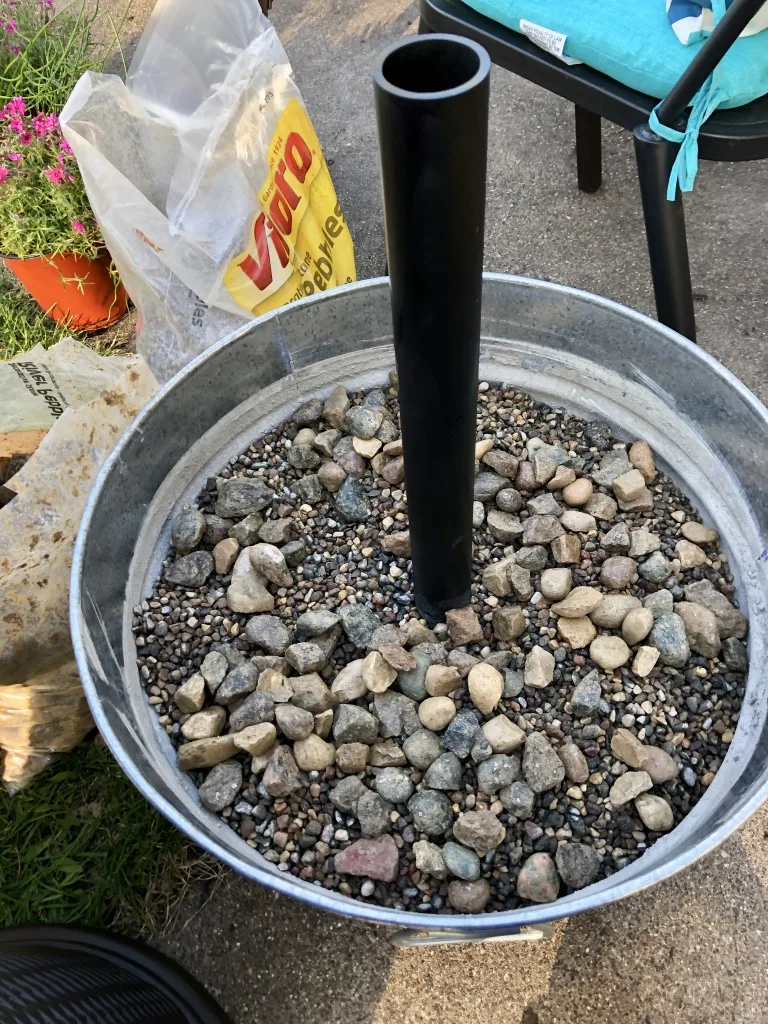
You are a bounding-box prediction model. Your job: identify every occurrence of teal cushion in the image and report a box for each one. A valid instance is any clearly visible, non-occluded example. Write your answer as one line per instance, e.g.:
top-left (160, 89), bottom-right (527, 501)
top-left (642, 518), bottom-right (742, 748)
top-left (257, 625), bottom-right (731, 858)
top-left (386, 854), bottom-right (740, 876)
top-left (458, 0), bottom-right (768, 108)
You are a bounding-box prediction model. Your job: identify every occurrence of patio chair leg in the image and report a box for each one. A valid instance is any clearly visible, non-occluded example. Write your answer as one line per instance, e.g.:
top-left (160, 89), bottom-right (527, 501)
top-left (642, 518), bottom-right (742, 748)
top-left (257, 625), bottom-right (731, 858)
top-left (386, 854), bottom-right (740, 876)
top-left (575, 106), bottom-right (602, 192)
top-left (633, 123), bottom-right (697, 342)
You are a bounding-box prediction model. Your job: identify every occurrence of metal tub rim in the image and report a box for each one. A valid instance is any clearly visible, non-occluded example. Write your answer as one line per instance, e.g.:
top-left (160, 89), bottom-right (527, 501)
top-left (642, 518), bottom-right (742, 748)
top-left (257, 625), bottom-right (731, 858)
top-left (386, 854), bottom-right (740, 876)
top-left (71, 274), bottom-right (768, 936)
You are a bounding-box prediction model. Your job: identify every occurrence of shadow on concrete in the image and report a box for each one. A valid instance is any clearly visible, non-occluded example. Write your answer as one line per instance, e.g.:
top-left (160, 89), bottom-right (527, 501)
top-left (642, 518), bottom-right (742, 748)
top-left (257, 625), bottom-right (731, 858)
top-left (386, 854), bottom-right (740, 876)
top-left (155, 873), bottom-right (396, 1024)
top-left (531, 825), bottom-right (768, 1024)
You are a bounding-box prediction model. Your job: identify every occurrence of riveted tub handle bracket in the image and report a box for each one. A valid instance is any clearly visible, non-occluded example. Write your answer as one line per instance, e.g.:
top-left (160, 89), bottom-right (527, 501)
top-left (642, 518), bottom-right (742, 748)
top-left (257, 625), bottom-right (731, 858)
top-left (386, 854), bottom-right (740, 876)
top-left (388, 923), bottom-right (555, 947)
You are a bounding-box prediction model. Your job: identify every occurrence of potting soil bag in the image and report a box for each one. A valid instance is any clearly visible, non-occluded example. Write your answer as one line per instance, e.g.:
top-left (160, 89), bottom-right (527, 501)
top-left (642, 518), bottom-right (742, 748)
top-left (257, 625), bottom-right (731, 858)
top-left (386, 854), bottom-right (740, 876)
top-left (60, 0), bottom-right (356, 384)
top-left (0, 338), bottom-right (159, 792)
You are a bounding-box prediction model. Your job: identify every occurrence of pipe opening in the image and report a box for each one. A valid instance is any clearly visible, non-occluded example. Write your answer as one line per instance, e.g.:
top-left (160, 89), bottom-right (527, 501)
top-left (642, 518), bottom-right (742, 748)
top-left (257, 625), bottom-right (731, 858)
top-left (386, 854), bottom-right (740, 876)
top-left (381, 38), bottom-right (481, 94)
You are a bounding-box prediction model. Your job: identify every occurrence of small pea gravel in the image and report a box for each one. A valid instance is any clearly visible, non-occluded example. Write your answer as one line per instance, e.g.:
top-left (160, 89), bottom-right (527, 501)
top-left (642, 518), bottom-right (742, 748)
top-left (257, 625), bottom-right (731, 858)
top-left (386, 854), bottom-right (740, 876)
top-left (134, 377), bottom-right (747, 916)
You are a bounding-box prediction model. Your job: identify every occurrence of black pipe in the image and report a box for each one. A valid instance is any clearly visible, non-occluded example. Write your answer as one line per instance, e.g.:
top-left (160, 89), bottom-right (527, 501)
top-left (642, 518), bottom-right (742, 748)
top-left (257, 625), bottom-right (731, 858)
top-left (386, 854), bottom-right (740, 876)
top-left (373, 35), bottom-right (490, 624)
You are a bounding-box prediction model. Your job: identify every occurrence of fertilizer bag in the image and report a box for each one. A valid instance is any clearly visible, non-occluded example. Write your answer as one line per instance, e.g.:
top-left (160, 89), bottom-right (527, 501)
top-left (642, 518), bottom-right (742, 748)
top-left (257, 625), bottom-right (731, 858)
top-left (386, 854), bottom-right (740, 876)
top-left (60, 0), bottom-right (356, 383)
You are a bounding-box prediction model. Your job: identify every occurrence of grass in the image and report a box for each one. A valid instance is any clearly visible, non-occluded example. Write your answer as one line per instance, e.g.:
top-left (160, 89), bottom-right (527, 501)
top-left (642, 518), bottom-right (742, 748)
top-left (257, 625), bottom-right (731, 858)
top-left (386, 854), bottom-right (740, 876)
top-left (0, 736), bottom-right (222, 936)
top-left (0, 269), bottom-right (72, 359)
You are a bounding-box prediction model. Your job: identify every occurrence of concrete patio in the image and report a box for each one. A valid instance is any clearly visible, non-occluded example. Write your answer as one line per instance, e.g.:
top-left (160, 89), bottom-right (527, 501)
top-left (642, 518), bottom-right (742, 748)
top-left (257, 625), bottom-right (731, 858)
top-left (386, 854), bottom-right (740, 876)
top-left (117, 0), bottom-right (768, 1019)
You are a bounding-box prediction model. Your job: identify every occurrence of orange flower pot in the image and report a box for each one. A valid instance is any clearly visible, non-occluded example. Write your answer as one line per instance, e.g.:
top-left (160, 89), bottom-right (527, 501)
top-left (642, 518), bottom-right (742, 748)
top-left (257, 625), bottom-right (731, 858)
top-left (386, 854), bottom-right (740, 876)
top-left (3, 249), bottom-right (128, 332)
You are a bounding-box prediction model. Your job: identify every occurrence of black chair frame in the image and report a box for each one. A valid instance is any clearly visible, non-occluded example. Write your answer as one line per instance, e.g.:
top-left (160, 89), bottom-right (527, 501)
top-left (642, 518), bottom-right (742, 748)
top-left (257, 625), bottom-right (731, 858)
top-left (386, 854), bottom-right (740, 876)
top-left (419, 0), bottom-right (768, 341)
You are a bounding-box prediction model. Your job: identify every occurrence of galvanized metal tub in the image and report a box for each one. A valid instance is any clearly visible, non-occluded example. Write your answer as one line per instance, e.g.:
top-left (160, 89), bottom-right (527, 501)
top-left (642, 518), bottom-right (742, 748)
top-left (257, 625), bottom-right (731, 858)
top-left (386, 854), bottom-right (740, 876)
top-left (71, 275), bottom-right (768, 943)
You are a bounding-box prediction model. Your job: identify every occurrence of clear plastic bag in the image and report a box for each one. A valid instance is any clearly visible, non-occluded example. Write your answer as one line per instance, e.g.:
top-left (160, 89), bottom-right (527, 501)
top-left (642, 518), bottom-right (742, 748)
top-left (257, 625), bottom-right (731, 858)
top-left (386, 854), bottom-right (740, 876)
top-left (60, 0), bottom-right (356, 383)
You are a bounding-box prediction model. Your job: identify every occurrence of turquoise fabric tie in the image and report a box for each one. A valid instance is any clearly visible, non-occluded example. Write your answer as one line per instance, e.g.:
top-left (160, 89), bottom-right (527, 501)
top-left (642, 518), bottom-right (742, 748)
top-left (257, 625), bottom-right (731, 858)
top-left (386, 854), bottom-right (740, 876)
top-left (649, 73), bottom-right (724, 200)
top-left (649, 0), bottom-right (726, 200)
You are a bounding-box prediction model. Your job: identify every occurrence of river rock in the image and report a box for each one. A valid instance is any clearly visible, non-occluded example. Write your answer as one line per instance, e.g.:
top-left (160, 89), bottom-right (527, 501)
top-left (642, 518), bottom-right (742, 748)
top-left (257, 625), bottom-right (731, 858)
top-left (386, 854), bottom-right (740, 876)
top-left (496, 487), bottom-right (524, 513)
top-left (684, 579), bottom-right (748, 638)
top-left (362, 650), bottom-right (397, 693)
top-left (644, 590), bottom-right (674, 618)
top-left (216, 478), bottom-right (273, 518)
top-left (540, 568), bottom-right (573, 601)
top-left (174, 673), bottom-right (206, 714)
top-left (227, 547), bottom-right (274, 613)
top-left (482, 449), bottom-right (519, 478)
top-left (723, 637), bottom-right (748, 672)
top-left (570, 670), bottom-right (601, 717)
top-left (499, 780), bottom-right (535, 819)
top-left (445, 606), bottom-right (484, 646)
top-left (635, 792), bottom-right (674, 832)
top-left (622, 607), bottom-right (654, 646)
top-left (557, 616), bottom-right (596, 649)
top-left (292, 734), bottom-right (335, 771)
top-left (649, 613), bottom-right (690, 667)
top-left (555, 843), bottom-right (601, 889)
top-left (453, 810), bottom-right (505, 853)
top-left (515, 545), bottom-right (549, 571)
top-left (609, 770), bottom-right (652, 807)
top-left (357, 790), bottom-right (393, 837)
top-left (418, 696), bottom-right (456, 731)
top-left (335, 835), bottom-right (399, 882)
top-left (423, 752), bottom-right (463, 790)
top-left (560, 509), bottom-right (596, 533)
top-left (632, 645), bottom-right (660, 677)
top-left (413, 840), bottom-right (448, 879)
top-left (602, 522), bottom-right (630, 553)
top-left (338, 604), bottom-right (380, 648)
top-left (629, 440), bottom-right (656, 482)
top-left (681, 521), bottom-right (719, 545)
top-left (442, 842), bottom-right (481, 881)
top-left (425, 665), bottom-right (462, 697)
top-left (558, 741), bottom-right (589, 783)
top-left (552, 586), bottom-right (603, 618)
top-left (600, 555), bottom-right (637, 591)
top-left (408, 790), bottom-right (453, 835)
top-left (181, 707), bottom-right (227, 741)
top-left (397, 651), bottom-right (430, 701)
top-left (525, 646), bottom-right (555, 688)
top-left (474, 472), bottom-right (508, 501)
top-left (440, 711), bottom-right (480, 759)
top-left (676, 539), bottom-right (708, 570)
top-left (447, 879), bottom-right (490, 913)
top-left (262, 745), bottom-right (302, 797)
top-left (333, 704), bottom-right (379, 744)
top-left (591, 448), bottom-right (632, 486)
top-left (215, 663), bottom-right (260, 705)
top-left (548, 465), bottom-right (576, 490)
top-left (375, 768), bottom-right (413, 804)
top-left (675, 601), bottom-right (722, 658)
top-left (334, 478), bottom-right (371, 522)
top-left (517, 853), bottom-right (559, 903)
top-left (482, 715), bottom-right (525, 753)
top-left (165, 550), bottom-right (214, 588)
top-left (468, 663), bottom-right (504, 715)
top-left (244, 615), bottom-right (290, 655)
top-left (199, 761), bottom-right (242, 812)
top-left (639, 551), bottom-right (672, 583)
top-left (589, 635), bottom-right (631, 670)
top-left (345, 405), bottom-right (384, 440)
top-left (275, 704), bottom-right (315, 740)
top-left (492, 606), bottom-right (526, 643)
top-left (329, 775), bottom-right (366, 813)
top-left (335, 743), bottom-right (370, 774)
top-left (523, 732), bottom-right (566, 793)
top-left (403, 729), bottom-right (443, 768)
top-left (487, 510), bottom-right (524, 543)
top-left (330, 660), bottom-right (366, 702)
top-left (228, 690), bottom-right (275, 732)
top-left (476, 754), bottom-right (520, 794)
top-left (447, 650), bottom-right (480, 678)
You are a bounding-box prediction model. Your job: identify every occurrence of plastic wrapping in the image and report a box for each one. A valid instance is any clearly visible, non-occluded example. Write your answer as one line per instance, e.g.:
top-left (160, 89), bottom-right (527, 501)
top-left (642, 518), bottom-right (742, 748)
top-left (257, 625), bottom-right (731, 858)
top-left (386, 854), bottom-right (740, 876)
top-left (60, 0), bottom-right (355, 384)
top-left (0, 338), bottom-right (158, 791)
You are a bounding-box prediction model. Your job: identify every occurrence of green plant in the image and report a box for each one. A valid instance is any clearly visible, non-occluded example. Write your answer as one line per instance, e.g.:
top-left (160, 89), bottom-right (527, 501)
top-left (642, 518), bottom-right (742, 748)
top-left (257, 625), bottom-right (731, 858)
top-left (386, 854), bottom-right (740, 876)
top-left (0, 737), bottom-right (221, 935)
top-left (0, 268), bottom-right (70, 356)
top-left (0, 0), bottom-right (113, 114)
top-left (0, 97), bottom-right (103, 258)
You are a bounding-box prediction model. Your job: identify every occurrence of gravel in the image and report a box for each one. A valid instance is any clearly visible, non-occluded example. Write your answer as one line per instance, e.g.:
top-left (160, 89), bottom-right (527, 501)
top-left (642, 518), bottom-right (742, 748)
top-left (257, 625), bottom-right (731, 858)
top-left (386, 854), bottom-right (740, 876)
top-left (135, 381), bottom-right (748, 917)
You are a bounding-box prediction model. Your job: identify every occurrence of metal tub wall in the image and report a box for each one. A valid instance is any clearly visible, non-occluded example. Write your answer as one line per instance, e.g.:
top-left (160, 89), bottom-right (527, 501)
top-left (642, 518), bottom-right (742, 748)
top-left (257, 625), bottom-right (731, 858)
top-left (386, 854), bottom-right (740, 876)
top-left (72, 275), bottom-right (768, 938)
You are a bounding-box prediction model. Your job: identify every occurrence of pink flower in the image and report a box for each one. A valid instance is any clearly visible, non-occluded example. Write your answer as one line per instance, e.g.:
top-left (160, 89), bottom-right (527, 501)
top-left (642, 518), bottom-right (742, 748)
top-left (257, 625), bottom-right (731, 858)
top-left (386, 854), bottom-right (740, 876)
top-left (0, 167), bottom-right (9, 183)
top-left (17, 130), bottom-right (32, 145)
top-left (8, 115), bottom-right (23, 132)
top-left (2, 96), bottom-right (25, 118)
top-left (2, 16), bottom-right (17, 33)
top-left (44, 166), bottom-right (65, 185)
top-left (59, 138), bottom-right (72, 154)
top-left (8, 44), bottom-right (20, 54)
top-left (31, 111), bottom-right (58, 137)
top-left (71, 219), bottom-right (85, 234)
top-left (6, 152), bottom-right (21, 162)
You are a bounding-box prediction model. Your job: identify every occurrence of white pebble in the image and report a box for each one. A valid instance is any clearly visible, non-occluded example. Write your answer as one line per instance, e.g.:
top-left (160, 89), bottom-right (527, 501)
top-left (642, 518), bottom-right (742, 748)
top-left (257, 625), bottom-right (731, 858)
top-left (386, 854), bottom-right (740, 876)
top-left (361, 880), bottom-right (375, 897)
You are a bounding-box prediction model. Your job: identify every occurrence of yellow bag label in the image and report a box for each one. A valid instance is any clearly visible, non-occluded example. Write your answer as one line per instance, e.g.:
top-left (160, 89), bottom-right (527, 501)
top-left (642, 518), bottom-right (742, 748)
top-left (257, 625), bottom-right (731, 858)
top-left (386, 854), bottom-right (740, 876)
top-left (224, 98), bottom-right (356, 314)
